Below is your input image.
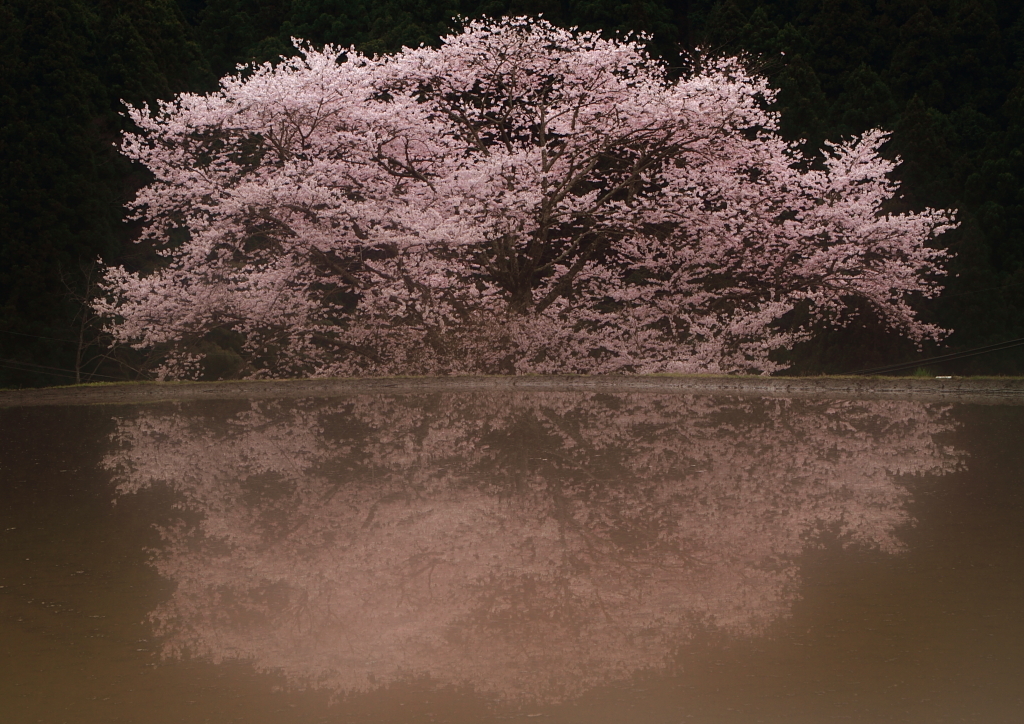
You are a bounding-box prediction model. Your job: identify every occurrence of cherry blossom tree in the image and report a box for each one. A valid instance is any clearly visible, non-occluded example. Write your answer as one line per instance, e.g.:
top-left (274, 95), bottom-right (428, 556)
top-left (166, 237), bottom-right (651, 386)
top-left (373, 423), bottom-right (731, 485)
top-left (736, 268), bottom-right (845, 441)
top-left (104, 392), bottom-right (962, 702)
top-left (95, 17), bottom-right (956, 379)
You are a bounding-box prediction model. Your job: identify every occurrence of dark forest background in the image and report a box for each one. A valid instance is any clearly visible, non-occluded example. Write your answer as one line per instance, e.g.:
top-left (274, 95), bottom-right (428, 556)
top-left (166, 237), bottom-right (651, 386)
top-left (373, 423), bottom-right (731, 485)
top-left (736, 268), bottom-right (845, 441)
top-left (3, 0), bottom-right (1023, 386)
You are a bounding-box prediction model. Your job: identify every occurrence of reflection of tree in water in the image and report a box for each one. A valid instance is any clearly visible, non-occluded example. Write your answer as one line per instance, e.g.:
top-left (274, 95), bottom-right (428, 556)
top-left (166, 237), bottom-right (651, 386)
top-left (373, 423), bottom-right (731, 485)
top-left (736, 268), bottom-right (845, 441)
top-left (105, 393), bottom-right (961, 703)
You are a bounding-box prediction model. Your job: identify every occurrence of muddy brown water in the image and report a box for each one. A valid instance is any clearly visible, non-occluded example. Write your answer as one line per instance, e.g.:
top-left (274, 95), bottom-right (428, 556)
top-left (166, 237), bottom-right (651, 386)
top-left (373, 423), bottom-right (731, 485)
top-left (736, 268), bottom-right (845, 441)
top-left (1, 390), bottom-right (1022, 723)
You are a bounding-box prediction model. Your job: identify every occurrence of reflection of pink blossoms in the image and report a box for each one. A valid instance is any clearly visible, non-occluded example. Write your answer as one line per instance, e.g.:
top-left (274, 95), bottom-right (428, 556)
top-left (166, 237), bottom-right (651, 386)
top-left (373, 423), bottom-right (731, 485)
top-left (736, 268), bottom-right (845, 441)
top-left (105, 393), bottom-right (961, 703)
top-left (94, 17), bottom-right (954, 379)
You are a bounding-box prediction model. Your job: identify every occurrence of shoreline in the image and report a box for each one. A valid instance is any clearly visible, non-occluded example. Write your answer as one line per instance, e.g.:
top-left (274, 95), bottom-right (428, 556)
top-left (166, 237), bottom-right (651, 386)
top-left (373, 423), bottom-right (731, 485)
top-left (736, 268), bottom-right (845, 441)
top-left (2, 374), bottom-right (1024, 407)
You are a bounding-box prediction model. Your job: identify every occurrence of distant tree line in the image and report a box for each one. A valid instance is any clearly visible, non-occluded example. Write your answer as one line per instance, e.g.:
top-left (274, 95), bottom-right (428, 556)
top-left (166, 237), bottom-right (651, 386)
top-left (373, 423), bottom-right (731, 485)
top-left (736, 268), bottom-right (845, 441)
top-left (2, 0), bottom-right (1023, 386)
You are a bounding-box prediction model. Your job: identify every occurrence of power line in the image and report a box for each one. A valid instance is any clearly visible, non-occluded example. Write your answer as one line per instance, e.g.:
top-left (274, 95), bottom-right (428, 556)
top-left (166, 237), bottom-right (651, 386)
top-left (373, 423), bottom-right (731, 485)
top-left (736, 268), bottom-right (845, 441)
top-left (853, 337), bottom-right (1024, 376)
top-left (0, 328), bottom-right (84, 345)
top-left (0, 357), bottom-right (125, 382)
top-left (940, 279), bottom-right (1024, 300)
top-left (0, 361), bottom-right (82, 382)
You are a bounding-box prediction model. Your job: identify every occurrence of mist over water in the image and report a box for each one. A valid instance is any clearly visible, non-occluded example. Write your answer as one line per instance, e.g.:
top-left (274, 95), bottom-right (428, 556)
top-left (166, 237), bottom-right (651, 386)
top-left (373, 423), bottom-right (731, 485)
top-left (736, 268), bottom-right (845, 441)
top-left (2, 392), bottom-right (1022, 723)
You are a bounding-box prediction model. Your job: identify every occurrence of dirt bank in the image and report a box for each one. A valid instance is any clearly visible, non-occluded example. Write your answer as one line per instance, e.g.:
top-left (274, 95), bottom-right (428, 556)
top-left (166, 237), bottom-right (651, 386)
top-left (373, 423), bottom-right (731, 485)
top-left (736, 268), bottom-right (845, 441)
top-left (2, 375), bottom-right (1024, 407)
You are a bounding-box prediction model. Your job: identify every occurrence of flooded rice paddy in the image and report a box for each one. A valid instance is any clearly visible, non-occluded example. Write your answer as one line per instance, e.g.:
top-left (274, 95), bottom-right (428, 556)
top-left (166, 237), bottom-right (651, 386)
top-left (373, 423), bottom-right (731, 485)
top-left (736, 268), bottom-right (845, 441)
top-left (1, 390), bottom-right (1022, 723)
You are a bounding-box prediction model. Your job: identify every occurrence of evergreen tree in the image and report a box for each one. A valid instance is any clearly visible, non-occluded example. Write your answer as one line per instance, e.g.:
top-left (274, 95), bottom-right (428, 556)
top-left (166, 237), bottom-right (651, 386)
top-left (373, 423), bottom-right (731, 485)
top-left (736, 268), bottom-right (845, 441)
top-left (5, 0), bottom-right (1023, 384)
top-left (693, 0), bottom-right (1024, 372)
top-left (0, 0), bottom-right (211, 387)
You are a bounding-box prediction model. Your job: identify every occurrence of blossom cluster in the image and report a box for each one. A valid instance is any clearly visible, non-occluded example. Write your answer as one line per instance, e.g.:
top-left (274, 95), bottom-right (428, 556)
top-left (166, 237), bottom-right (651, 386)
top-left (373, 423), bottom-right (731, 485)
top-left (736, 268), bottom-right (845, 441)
top-left (96, 17), bottom-right (955, 378)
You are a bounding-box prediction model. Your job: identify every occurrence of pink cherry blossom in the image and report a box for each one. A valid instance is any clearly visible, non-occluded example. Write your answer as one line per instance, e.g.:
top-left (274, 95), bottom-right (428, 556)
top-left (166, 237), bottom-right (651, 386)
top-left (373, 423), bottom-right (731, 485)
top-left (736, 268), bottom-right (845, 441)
top-left (95, 18), bottom-right (956, 379)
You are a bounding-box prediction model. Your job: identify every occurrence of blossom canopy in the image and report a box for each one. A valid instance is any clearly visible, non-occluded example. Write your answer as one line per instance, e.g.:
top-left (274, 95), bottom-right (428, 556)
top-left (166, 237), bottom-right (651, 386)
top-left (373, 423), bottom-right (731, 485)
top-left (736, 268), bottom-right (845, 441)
top-left (95, 17), bottom-right (955, 379)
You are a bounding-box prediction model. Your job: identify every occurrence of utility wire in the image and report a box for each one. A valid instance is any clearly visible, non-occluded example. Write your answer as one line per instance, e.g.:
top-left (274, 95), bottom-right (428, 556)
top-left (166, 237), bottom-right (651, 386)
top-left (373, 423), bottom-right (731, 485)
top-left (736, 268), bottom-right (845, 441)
top-left (1, 330), bottom-right (131, 381)
top-left (0, 357), bottom-right (125, 381)
top-left (0, 328), bottom-right (85, 345)
top-left (0, 361), bottom-right (82, 382)
top-left (939, 279), bottom-right (1024, 299)
top-left (853, 337), bottom-right (1024, 375)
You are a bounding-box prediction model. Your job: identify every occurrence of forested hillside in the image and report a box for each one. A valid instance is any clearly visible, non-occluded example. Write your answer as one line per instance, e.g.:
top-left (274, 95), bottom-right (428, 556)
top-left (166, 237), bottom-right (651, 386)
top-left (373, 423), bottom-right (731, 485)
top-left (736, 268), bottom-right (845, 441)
top-left (3, 0), bottom-right (1022, 385)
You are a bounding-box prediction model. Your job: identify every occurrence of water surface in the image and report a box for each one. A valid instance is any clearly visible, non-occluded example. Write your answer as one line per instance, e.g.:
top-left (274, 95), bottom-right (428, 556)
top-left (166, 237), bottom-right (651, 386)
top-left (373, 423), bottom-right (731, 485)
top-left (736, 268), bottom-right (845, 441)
top-left (1, 392), bottom-right (1022, 722)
